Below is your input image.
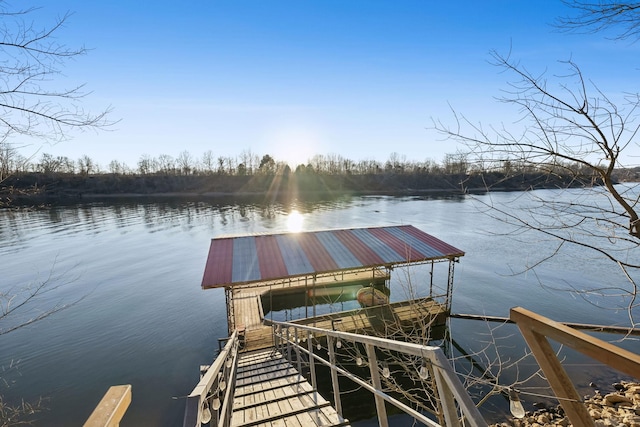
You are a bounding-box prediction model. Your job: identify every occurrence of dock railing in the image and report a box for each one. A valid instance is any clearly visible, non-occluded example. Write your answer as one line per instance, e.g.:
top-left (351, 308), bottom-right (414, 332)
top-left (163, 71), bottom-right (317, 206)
top-left (183, 329), bottom-right (240, 427)
top-left (267, 319), bottom-right (487, 427)
top-left (510, 306), bottom-right (640, 427)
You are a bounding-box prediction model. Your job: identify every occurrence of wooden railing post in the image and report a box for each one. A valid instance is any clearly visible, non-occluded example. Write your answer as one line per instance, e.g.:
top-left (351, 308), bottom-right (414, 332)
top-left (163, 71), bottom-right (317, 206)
top-left (509, 307), bottom-right (640, 427)
top-left (83, 385), bottom-right (132, 427)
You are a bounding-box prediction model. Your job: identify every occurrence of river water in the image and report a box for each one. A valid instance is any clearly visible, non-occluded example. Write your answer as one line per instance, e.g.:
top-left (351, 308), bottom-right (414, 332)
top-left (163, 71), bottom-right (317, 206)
top-left (1, 190), bottom-right (638, 426)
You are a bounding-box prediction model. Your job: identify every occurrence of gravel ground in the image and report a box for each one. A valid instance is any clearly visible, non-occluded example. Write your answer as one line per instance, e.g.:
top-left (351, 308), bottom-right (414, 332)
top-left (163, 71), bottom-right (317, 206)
top-left (490, 381), bottom-right (640, 427)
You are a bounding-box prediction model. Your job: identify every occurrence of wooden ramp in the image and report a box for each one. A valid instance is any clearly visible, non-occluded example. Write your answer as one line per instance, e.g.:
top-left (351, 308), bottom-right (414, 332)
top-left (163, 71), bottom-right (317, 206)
top-left (293, 297), bottom-right (448, 338)
top-left (232, 349), bottom-right (350, 427)
top-left (242, 297), bottom-right (448, 352)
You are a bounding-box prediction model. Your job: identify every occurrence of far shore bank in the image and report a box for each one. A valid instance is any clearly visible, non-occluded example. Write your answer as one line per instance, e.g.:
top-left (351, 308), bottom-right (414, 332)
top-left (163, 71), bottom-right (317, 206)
top-left (0, 170), bottom-right (623, 207)
top-left (0, 185), bottom-right (572, 207)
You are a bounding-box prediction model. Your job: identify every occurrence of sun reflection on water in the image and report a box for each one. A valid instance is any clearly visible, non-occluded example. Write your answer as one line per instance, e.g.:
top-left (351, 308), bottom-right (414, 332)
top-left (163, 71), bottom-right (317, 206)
top-left (286, 210), bottom-right (304, 232)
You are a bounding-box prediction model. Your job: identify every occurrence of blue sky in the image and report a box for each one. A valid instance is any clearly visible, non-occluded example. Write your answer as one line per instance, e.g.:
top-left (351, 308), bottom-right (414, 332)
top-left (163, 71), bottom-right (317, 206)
top-left (27, 1), bottom-right (640, 168)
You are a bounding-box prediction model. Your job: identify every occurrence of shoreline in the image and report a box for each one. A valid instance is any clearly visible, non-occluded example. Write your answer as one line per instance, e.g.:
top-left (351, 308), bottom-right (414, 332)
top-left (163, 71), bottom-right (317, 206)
top-left (1, 186), bottom-right (567, 206)
top-left (491, 381), bottom-right (640, 427)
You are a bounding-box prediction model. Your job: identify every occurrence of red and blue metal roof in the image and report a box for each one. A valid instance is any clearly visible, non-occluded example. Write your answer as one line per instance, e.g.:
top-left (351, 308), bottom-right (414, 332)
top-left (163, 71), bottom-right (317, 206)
top-left (201, 225), bottom-right (464, 289)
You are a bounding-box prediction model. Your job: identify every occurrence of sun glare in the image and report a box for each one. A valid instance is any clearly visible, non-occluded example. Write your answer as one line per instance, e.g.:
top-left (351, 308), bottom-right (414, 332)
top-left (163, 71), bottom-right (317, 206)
top-left (286, 210), bottom-right (304, 233)
top-left (268, 125), bottom-right (319, 168)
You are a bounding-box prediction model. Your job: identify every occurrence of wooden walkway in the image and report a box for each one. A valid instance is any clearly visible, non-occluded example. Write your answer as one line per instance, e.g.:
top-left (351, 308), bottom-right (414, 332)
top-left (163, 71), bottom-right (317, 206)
top-left (232, 349), bottom-right (350, 427)
top-left (292, 297), bottom-right (447, 339)
top-left (241, 297), bottom-right (448, 352)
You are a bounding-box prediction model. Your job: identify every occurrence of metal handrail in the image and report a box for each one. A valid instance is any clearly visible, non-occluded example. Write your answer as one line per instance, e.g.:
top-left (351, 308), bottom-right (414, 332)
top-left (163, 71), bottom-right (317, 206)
top-left (267, 319), bottom-right (487, 427)
top-left (184, 320), bottom-right (487, 427)
top-left (183, 329), bottom-right (240, 427)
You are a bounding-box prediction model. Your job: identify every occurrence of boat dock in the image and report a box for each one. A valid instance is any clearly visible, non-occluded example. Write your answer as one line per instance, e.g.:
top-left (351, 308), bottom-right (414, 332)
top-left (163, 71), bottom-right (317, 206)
top-left (194, 225), bottom-right (467, 426)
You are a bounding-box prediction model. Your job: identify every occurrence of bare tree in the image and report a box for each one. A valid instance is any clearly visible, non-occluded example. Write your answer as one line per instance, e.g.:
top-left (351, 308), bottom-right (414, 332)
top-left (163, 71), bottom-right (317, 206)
top-left (0, 6), bottom-right (112, 143)
top-left (432, 49), bottom-right (640, 324)
top-left (77, 155), bottom-right (95, 175)
top-left (157, 154), bottom-right (175, 175)
top-left (0, 141), bottom-right (20, 181)
top-left (137, 154), bottom-right (153, 175)
top-left (108, 159), bottom-right (130, 175)
top-left (201, 150), bottom-right (215, 175)
top-left (176, 150), bottom-right (193, 175)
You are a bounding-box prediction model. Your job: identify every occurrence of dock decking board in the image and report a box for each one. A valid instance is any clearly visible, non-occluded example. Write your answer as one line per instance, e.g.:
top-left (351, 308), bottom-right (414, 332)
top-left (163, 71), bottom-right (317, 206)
top-left (231, 349), bottom-right (349, 427)
top-left (238, 297), bottom-right (447, 352)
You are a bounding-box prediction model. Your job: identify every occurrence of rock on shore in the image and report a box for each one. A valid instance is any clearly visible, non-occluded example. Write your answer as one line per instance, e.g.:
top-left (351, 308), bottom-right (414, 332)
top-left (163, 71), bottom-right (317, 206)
top-left (490, 381), bottom-right (640, 427)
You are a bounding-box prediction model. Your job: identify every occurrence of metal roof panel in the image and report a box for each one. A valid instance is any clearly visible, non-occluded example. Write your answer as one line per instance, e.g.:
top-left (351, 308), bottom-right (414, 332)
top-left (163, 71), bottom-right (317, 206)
top-left (297, 233), bottom-right (340, 272)
top-left (202, 225), bottom-right (464, 288)
top-left (256, 235), bottom-right (288, 279)
top-left (333, 229), bottom-right (385, 266)
top-left (315, 231), bottom-right (363, 269)
top-left (275, 234), bottom-right (315, 276)
top-left (367, 226), bottom-right (427, 261)
top-left (350, 228), bottom-right (404, 263)
top-left (231, 237), bottom-right (261, 283)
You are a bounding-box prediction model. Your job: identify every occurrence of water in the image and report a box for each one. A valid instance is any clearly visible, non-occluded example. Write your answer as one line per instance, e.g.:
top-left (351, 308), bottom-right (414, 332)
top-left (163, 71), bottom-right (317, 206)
top-left (1, 190), bottom-right (638, 425)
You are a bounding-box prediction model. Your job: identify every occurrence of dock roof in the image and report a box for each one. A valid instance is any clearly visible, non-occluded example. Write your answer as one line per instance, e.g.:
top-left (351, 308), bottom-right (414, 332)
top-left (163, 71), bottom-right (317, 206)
top-left (201, 225), bottom-right (464, 289)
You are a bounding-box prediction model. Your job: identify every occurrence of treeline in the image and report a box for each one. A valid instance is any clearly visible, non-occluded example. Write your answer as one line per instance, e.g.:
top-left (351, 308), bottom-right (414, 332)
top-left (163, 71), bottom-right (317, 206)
top-left (1, 146), bottom-right (637, 201)
top-left (1, 146), bottom-right (625, 178)
top-left (1, 149), bottom-right (469, 178)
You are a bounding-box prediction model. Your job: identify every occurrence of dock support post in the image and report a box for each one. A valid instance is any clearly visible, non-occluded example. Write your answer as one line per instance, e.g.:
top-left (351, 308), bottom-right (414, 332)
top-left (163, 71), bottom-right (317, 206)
top-left (429, 261), bottom-right (434, 297)
top-left (446, 259), bottom-right (456, 310)
top-left (224, 287), bottom-right (234, 334)
top-left (327, 336), bottom-right (343, 417)
top-left (365, 344), bottom-right (388, 427)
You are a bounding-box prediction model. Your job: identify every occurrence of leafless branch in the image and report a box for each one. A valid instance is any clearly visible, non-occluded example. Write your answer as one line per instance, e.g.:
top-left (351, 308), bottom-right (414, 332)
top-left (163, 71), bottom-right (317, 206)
top-left (556, 1), bottom-right (640, 41)
top-left (0, 4), bottom-right (114, 144)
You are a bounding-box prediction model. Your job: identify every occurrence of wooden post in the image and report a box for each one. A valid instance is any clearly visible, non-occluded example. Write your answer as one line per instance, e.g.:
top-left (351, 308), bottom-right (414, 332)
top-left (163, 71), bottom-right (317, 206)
top-left (83, 385), bottom-right (131, 427)
top-left (511, 307), bottom-right (640, 378)
top-left (508, 307), bottom-right (640, 427)
top-left (365, 343), bottom-right (388, 427)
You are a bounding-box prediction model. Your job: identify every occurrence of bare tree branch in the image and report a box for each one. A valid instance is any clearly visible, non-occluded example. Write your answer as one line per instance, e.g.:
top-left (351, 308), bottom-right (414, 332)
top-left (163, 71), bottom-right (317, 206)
top-left (556, 1), bottom-right (640, 41)
top-left (431, 51), bottom-right (640, 323)
top-left (0, 5), bottom-right (114, 144)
